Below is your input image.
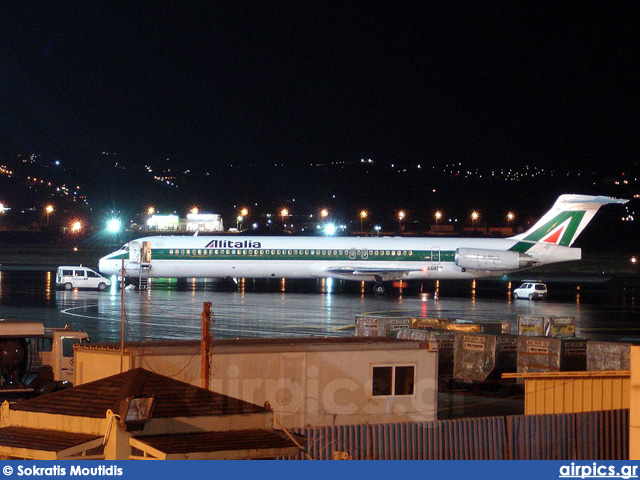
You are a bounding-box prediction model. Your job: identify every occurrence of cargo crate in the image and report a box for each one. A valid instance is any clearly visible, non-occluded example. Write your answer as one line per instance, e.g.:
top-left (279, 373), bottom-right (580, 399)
top-left (517, 336), bottom-right (587, 376)
top-left (586, 341), bottom-right (631, 371)
top-left (453, 333), bottom-right (518, 384)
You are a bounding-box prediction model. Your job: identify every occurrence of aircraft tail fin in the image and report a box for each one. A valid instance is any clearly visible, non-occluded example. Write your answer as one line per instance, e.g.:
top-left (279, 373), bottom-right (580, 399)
top-left (509, 194), bottom-right (628, 248)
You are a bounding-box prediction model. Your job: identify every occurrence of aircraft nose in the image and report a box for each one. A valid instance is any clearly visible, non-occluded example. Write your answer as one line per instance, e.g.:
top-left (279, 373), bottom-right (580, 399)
top-left (98, 256), bottom-right (112, 275)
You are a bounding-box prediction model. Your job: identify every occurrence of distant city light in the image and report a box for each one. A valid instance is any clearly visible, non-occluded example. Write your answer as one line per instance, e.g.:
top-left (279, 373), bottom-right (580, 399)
top-left (147, 207), bottom-right (155, 216)
top-left (320, 208), bottom-right (329, 218)
top-left (631, 256), bottom-right (638, 265)
top-left (190, 206), bottom-right (199, 215)
top-left (280, 208), bottom-right (289, 218)
top-left (240, 207), bottom-right (249, 217)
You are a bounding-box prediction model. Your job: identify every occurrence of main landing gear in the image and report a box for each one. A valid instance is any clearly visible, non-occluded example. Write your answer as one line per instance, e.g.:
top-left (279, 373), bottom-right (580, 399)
top-left (373, 276), bottom-right (386, 296)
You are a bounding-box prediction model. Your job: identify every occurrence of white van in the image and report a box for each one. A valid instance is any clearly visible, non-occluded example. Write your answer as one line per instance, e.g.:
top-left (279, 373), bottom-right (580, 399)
top-left (56, 266), bottom-right (111, 291)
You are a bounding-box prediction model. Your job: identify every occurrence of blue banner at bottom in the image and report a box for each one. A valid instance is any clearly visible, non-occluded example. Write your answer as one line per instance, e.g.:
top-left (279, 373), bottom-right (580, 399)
top-left (0, 461), bottom-right (639, 480)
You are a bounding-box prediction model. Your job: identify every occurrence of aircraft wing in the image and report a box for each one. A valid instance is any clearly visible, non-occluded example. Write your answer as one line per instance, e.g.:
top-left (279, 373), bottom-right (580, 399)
top-left (324, 266), bottom-right (424, 281)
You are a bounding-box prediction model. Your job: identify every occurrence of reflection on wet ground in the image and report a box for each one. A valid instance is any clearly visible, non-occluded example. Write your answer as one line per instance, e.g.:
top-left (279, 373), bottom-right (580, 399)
top-left (0, 271), bottom-right (638, 344)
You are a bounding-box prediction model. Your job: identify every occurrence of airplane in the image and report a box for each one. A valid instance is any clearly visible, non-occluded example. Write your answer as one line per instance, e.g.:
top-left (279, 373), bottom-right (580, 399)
top-left (98, 194), bottom-right (628, 294)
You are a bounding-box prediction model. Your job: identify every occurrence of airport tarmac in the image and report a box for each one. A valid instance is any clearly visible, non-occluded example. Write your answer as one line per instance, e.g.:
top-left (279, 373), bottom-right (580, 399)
top-left (0, 271), bottom-right (639, 344)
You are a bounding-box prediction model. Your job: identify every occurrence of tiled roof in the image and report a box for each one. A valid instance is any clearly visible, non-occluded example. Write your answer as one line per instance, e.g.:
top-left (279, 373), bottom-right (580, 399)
top-left (133, 429), bottom-right (298, 455)
top-left (0, 427), bottom-right (101, 452)
top-left (10, 368), bottom-right (266, 418)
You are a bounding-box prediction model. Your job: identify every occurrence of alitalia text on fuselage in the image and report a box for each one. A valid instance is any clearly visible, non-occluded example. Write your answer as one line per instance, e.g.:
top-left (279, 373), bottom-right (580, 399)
top-left (204, 239), bottom-right (263, 249)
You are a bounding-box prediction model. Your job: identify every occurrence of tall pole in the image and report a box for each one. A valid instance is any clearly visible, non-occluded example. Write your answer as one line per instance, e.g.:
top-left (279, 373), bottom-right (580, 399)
top-left (120, 255), bottom-right (125, 373)
top-left (201, 302), bottom-right (212, 390)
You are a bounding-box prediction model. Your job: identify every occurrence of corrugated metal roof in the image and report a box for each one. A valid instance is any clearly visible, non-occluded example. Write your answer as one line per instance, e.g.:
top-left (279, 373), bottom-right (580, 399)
top-left (133, 429), bottom-right (297, 455)
top-left (10, 368), bottom-right (266, 418)
top-left (0, 427), bottom-right (101, 452)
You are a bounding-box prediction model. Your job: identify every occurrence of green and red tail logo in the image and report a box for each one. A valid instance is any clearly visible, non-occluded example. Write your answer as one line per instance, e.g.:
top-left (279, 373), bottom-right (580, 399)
top-left (509, 211), bottom-right (585, 252)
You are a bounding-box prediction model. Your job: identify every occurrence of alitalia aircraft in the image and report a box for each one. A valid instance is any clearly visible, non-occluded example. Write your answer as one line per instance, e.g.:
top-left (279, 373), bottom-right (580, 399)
top-left (98, 194), bottom-right (627, 294)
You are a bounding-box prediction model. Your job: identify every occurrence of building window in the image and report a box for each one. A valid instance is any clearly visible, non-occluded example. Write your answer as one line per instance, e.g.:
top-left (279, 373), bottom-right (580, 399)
top-left (372, 365), bottom-right (415, 396)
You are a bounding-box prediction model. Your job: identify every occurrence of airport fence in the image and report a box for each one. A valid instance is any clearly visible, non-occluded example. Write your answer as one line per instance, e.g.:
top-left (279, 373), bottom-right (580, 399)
top-left (285, 408), bottom-right (629, 460)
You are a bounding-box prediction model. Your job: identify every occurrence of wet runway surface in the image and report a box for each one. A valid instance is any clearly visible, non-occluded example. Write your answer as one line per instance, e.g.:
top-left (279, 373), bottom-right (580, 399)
top-left (1, 271), bottom-right (639, 344)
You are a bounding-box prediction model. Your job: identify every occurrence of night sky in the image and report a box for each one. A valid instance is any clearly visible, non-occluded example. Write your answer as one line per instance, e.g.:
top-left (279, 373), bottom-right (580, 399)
top-left (1, 2), bottom-right (639, 172)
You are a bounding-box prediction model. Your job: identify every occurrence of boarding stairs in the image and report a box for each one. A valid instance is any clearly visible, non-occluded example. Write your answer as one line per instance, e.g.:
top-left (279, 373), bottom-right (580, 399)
top-left (138, 263), bottom-right (151, 290)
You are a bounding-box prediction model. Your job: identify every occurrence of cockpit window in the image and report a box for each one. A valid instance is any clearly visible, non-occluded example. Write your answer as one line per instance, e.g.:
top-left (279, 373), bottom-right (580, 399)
top-left (120, 244), bottom-right (129, 252)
